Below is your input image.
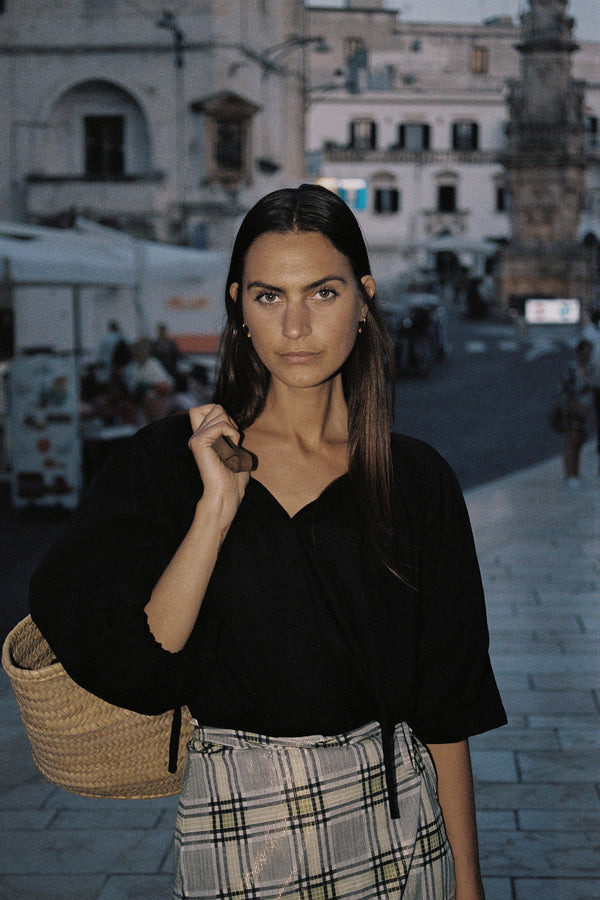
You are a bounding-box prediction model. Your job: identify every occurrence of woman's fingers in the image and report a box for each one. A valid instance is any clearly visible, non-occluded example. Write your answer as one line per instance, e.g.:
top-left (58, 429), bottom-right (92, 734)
top-left (188, 405), bottom-right (256, 473)
top-left (189, 404), bottom-right (231, 435)
top-left (189, 404), bottom-right (238, 445)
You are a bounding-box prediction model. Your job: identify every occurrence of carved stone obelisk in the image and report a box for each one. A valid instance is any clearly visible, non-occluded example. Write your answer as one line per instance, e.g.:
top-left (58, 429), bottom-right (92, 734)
top-left (499, 0), bottom-right (593, 313)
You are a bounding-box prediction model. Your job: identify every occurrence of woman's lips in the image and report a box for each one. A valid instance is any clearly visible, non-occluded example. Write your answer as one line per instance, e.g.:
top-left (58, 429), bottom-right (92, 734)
top-left (279, 351), bottom-right (321, 364)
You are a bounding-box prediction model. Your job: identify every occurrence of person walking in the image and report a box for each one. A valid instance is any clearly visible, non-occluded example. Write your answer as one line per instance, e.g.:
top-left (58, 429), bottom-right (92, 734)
top-left (560, 338), bottom-right (594, 486)
top-left (29, 185), bottom-right (506, 899)
top-left (582, 311), bottom-right (600, 473)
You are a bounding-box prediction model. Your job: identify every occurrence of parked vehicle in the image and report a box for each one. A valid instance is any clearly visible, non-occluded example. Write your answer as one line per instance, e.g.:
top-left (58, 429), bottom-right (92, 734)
top-left (379, 291), bottom-right (447, 376)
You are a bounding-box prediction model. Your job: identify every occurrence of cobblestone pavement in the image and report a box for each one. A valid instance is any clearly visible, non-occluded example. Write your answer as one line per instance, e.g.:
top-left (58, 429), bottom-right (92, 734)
top-left (1, 444), bottom-right (599, 899)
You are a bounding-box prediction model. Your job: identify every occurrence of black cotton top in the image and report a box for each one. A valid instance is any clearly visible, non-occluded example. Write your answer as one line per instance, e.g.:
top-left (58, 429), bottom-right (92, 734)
top-left (29, 413), bottom-right (506, 747)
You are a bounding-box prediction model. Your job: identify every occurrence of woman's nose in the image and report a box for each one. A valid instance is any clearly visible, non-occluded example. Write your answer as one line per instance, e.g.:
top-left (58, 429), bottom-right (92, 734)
top-left (282, 302), bottom-right (311, 339)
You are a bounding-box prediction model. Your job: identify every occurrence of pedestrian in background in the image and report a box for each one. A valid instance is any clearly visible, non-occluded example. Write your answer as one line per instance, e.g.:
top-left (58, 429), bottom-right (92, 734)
top-left (96, 319), bottom-right (124, 386)
top-left (152, 321), bottom-right (180, 378)
top-left (125, 337), bottom-right (173, 423)
top-left (560, 338), bottom-right (594, 486)
top-left (582, 311), bottom-right (600, 474)
top-left (30, 185), bottom-right (506, 899)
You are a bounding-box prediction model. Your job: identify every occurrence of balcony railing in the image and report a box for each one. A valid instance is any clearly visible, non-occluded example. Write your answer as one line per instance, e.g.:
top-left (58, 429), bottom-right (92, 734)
top-left (25, 172), bottom-right (166, 219)
top-left (422, 209), bottom-right (470, 234)
top-left (321, 147), bottom-right (502, 165)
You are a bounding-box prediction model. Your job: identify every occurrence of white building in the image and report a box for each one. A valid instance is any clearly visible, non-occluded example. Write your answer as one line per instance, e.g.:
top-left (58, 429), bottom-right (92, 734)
top-left (305, 1), bottom-right (600, 287)
top-left (0, 0), bottom-right (317, 251)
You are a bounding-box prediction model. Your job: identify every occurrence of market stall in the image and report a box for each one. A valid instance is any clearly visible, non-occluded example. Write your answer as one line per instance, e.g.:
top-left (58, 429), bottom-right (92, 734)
top-left (1, 220), bottom-right (228, 507)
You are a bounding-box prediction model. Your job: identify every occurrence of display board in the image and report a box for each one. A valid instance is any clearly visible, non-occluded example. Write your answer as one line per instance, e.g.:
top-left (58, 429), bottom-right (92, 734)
top-left (9, 353), bottom-right (81, 509)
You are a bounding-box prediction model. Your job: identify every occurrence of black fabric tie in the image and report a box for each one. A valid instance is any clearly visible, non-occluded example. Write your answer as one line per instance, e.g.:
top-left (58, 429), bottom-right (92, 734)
top-left (168, 706), bottom-right (182, 774)
top-left (381, 720), bottom-right (400, 819)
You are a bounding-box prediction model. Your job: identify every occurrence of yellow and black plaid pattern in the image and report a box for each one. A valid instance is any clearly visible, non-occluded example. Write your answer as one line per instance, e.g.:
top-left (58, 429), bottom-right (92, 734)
top-left (173, 721), bottom-right (455, 899)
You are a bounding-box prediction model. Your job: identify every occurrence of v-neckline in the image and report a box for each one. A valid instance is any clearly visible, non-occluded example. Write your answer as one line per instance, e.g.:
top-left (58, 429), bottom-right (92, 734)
top-left (248, 472), bottom-right (349, 520)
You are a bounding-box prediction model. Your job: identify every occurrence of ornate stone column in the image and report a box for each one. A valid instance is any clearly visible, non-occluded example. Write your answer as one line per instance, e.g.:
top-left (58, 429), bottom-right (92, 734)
top-left (499, 0), bottom-right (594, 313)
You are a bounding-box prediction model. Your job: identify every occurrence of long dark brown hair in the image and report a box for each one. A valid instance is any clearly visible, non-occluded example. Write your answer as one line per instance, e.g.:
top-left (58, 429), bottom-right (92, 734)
top-left (213, 183), bottom-right (397, 570)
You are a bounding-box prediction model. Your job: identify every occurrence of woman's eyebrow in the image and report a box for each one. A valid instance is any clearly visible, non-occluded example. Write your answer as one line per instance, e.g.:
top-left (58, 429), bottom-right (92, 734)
top-left (246, 275), bottom-right (348, 292)
top-left (305, 275), bottom-right (348, 291)
top-left (246, 280), bottom-right (282, 292)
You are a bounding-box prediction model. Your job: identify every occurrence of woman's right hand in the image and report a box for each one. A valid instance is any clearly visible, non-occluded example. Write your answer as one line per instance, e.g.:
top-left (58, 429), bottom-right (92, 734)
top-left (188, 404), bottom-right (251, 525)
top-left (144, 404), bottom-right (251, 652)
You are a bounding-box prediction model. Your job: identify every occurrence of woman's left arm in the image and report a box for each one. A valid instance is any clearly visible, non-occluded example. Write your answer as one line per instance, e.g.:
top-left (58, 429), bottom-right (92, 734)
top-left (427, 739), bottom-right (485, 900)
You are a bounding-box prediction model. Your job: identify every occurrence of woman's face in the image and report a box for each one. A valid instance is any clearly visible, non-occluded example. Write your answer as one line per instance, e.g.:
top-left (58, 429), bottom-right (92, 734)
top-left (230, 230), bottom-right (374, 391)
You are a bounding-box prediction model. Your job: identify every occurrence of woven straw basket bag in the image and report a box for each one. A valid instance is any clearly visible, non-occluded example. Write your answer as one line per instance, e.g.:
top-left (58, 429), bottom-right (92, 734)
top-left (1, 615), bottom-right (194, 799)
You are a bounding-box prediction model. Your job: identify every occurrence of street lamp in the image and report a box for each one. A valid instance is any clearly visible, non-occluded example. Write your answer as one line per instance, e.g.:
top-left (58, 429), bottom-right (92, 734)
top-left (156, 9), bottom-right (184, 68)
top-left (156, 10), bottom-right (186, 237)
top-left (262, 35), bottom-right (329, 65)
top-left (256, 35), bottom-right (329, 80)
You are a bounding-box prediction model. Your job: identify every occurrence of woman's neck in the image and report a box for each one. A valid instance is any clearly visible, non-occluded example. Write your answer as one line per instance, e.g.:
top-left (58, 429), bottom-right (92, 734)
top-left (254, 376), bottom-right (348, 447)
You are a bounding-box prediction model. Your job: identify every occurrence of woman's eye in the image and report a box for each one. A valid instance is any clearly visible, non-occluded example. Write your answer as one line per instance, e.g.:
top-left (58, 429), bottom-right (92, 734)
top-left (256, 291), bottom-right (279, 304)
top-left (315, 288), bottom-right (336, 301)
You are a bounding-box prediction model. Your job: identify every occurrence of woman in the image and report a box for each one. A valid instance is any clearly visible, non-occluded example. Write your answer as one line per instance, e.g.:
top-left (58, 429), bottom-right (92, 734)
top-left (30, 185), bottom-right (506, 899)
top-left (560, 338), bottom-right (594, 486)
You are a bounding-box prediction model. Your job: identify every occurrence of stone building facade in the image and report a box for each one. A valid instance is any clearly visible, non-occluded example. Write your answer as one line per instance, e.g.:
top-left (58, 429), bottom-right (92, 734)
top-left (305, 0), bottom-right (600, 299)
top-left (0, 0), bottom-right (310, 250)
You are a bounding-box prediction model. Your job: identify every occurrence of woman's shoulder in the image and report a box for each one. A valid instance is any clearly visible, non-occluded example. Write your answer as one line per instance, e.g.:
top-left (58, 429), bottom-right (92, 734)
top-left (390, 431), bottom-right (453, 479)
top-left (389, 431), bottom-right (464, 514)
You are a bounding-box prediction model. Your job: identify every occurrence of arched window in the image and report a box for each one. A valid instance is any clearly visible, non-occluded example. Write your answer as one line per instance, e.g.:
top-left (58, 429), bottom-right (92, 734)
top-left (84, 115), bottom-right (124, 178)
top-left (435, 171), bottom-right (459, 213)
top-left (45, 80), bottom-right (151, 178)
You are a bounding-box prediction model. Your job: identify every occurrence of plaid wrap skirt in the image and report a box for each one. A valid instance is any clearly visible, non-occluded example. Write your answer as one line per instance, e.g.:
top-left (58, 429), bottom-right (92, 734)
top-left (172, 720), bottom-right (455, 899)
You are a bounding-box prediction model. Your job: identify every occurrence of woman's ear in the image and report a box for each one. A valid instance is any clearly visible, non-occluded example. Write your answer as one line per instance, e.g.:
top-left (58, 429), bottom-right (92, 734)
top-left (360, 275), bottom-right (376, 319)
top-left (361, 275), bottom-right (376, 300)
top-left (229, 282), bottom-right (239, 303)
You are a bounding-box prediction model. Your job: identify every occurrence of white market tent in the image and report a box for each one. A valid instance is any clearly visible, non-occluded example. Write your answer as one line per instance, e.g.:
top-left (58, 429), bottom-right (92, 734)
top-left (0, 219), bottom-right (229, 356)
top-left (1, 220), bottom-right (231, 508)
top-left (0, 221), bottom-right (133, 286)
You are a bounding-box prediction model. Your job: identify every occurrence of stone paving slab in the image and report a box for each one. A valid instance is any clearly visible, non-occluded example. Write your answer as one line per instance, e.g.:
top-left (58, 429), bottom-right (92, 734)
top-left (513, 880), bottom-right (600, 900)
top-left (498, 688), bottom-right (597, 715)
top-left (97, 875), bottom-right (177, 899)
top-left (470, 726), bottom-right (561, 751)
top-left (2, 828), bottom-right (173, 875)
top-left (519, 809), bottom-right (600, 832)
top-left (478, 829), bottom-right (600, 878)
top-left (475, 780), bottom-right (600, 812)
top-left (490, 652), bottom-right (600, 674)
top-left (0, 875), bottom-right (108, 900)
